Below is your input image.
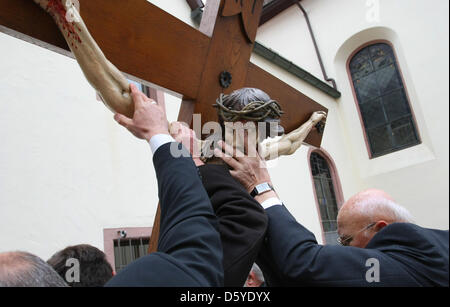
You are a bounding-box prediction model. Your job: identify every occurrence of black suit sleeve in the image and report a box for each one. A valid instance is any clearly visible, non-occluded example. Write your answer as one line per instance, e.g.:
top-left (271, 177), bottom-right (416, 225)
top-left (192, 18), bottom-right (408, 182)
top-left (258, 205), bottom-right (426, 287)
top-left (106, 143), bottom-right (223, 287)
top-left (198, 164), bottom-right (268, 287)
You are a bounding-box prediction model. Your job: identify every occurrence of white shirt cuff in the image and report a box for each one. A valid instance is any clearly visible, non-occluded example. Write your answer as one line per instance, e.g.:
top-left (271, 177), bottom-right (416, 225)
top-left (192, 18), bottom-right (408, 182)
top-left (149, 134), bottom-right (175, 154)
top-left (261, 197), bottom-right (282, 210)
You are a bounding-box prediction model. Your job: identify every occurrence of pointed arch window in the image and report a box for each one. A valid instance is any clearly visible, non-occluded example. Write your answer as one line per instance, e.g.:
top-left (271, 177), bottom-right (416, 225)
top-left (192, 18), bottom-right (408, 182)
top-left (349, 42), bottom-right (420, 157)
top-left (310, 151), bottom-right (340, 245)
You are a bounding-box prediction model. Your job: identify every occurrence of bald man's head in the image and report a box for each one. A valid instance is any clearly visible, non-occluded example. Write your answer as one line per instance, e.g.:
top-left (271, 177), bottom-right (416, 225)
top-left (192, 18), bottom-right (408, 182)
top-left (0, 251), bottom-right (67, 287)
top-left (337, 189), bottom-right (414, 248)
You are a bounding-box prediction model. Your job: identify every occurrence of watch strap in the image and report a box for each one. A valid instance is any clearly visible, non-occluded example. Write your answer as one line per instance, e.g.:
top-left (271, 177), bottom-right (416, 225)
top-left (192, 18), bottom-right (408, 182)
top-left (250, 182), bottom-right (274, 197)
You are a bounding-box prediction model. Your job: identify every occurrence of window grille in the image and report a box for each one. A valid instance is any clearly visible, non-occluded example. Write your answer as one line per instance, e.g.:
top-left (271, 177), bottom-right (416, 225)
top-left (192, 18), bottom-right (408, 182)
top-left (310, 152), bottom-right (339, 245)
top-left (113, 238), bottom-right (149, 272)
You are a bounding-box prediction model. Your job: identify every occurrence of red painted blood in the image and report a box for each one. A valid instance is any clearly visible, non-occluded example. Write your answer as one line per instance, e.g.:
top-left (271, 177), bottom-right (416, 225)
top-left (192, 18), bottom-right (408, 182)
top-left (46, 0), bottom-right (82, 46)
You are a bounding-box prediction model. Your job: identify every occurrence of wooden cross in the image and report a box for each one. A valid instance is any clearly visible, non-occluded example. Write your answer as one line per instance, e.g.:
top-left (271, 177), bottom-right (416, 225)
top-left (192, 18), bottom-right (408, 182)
top-left (0, 0), bottom-right (328, 253)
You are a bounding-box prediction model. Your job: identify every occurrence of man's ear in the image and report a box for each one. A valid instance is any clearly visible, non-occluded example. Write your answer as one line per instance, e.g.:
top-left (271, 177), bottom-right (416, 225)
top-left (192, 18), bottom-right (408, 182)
top-left (374, 220), bottom-right (388, 232)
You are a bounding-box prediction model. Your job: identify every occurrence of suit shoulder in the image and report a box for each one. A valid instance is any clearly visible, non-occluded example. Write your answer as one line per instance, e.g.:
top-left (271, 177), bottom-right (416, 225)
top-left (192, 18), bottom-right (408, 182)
top-left (368, 223), bottom-right (449, 286)
top-left (378, 223), bottom-right (448, 238)
top-left (369, 223), bottom-right (448, 252)
top-left (380, 222), bottom-right (422, 234)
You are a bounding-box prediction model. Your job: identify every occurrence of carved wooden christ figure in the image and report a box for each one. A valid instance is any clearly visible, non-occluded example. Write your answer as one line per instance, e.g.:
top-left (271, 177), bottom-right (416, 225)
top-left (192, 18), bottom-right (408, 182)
top-left (207, 87), bottom-right (327, 161)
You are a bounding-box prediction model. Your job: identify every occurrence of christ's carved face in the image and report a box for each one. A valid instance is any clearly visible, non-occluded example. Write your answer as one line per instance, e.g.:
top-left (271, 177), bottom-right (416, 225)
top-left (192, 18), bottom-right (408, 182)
top-left (215, 87), bottom-right (284, 155)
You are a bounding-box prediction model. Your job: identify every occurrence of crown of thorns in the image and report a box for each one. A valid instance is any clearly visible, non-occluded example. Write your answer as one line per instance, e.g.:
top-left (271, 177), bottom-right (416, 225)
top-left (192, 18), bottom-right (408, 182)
top-left (213, 93), bottom-right (284, 122)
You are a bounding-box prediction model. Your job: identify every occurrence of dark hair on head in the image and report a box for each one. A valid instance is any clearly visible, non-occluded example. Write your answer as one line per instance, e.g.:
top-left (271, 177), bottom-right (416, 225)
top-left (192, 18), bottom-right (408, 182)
top-left (47, 244), bottom-right (113, 287)
top-left (0, 251), bottom-right (68, 287)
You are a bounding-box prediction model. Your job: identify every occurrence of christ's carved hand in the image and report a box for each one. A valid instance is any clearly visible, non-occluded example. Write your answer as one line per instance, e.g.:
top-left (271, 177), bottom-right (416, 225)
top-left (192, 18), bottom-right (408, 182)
top-left (310, 111), bottom-right (327, 125)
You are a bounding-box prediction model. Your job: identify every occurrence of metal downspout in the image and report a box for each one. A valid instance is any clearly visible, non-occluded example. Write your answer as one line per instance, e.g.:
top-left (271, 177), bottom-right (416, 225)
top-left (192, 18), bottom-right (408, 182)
top-left (297, 3), bottom-right (338, 90)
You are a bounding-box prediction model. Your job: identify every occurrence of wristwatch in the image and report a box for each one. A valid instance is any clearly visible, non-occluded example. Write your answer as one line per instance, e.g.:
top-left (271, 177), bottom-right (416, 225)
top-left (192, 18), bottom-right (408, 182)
top-left (250, 182), bottom-right (274, 197)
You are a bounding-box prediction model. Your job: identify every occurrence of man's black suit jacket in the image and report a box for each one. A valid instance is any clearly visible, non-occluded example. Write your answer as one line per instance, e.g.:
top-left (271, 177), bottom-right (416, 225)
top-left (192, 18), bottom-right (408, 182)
top-left (106, 143), bottom-right (223, 287)
top-left (198, 164), bottom-right (268, 287)
top-left (258, 205), bottom-right (449, 287)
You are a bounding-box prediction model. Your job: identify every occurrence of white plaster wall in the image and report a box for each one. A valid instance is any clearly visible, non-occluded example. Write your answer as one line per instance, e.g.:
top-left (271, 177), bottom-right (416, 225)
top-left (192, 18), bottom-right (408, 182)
top-left (0, 31), bottom-right (182, 260)
top-left (148, 0), bottom-right (197, 29)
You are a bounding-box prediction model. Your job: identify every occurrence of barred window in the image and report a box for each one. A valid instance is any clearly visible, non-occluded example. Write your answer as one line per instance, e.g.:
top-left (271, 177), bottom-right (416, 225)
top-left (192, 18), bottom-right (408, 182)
top-left (113, 238), bottom-right (149, 272)
top-left (310, 152), bottom-right (339, 245)
top-left (349, 43), bottom-right (420, 157)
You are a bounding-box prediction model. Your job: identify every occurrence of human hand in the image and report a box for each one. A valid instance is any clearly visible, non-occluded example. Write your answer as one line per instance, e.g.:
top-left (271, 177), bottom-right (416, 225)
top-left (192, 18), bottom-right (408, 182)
top-left (214, 141), bottom-right (272, 193)
top-left (310, 111), bottom-right (327, 125)
top-left (169, 122), bottom-right (204, 166)
top-left (114, 84), bottom-right (169, 141)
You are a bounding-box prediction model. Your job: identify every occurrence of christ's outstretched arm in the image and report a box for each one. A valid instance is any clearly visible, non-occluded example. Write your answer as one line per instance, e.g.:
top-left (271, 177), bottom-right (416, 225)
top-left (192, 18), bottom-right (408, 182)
top-left (261, 111), bottom-right (327, 160)
top-left (32, 0), bottom-right (134, 117)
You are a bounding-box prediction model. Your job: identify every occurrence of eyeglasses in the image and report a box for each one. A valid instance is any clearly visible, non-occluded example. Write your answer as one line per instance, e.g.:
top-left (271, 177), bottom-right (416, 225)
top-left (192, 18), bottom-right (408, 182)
top-left (337, 222), bottom-right (376, 246)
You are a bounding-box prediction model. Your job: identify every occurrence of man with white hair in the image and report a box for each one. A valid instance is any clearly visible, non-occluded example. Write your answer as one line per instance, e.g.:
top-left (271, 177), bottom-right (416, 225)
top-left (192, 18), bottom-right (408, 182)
top-left (336, 189), bottom-right (415, 248)
top-left (216, 141), bottom-right (449, 286)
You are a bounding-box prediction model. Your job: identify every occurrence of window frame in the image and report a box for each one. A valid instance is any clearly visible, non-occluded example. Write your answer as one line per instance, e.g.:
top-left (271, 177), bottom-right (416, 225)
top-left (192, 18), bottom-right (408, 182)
top-left (307, 148), bottom-right (344, 245)
top-left (103, 227), bottom-right (153, 273)
top-left (346, 40), bottom-right (421, 159)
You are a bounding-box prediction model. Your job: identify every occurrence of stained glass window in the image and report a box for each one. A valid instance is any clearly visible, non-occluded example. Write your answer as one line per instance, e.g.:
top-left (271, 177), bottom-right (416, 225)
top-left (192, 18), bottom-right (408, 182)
top-left (310, 152), bottom-right (339, 245)
top-left (350, 43), bottom-right (420, 157)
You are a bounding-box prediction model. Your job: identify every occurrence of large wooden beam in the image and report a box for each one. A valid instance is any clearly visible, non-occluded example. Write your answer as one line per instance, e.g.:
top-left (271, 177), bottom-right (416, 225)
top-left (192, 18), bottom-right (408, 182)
top-left (190, 0), bottom-right (265, 135)
top-left (0, 0), bottom-right (210, 99)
